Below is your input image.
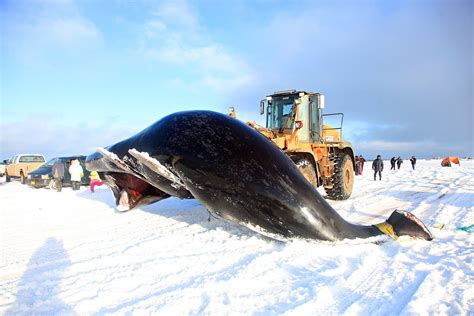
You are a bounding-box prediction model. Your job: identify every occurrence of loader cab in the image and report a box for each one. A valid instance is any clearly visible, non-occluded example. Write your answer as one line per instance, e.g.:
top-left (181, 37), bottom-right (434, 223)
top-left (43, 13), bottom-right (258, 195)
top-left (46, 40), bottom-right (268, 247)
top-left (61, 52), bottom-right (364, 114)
top-left (265, 93), bottom-right (298, 130)
top-left (257, 89), bottom-right (354, 200)
top-left (261, 90), bottom-right (326, 144)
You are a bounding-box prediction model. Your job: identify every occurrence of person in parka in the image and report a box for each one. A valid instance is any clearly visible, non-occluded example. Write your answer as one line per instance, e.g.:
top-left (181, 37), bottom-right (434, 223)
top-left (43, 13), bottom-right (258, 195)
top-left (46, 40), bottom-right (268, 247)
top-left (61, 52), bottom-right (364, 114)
top-left (51, 159), bottom-right (65, 192)
top-left (410, 156), bottom-right (417, 170)
top-left (69, 159), bottom-right (84, 191)
top-left (354, 156), bottom-right (360, 175)
top-left (372, 155), bottom-right (384, 181)
top-left (359, 155), bottom-right (366, 175)
top-left (390, 157), bottom-right (396, 170)
top-left (396, 156), bottom-right (403, 169)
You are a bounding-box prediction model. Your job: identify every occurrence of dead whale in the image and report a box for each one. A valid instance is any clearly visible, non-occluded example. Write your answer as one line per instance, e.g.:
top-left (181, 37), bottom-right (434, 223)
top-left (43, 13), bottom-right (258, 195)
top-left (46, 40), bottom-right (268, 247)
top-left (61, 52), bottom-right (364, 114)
top-left (86, 111), bottom-right (432, 242)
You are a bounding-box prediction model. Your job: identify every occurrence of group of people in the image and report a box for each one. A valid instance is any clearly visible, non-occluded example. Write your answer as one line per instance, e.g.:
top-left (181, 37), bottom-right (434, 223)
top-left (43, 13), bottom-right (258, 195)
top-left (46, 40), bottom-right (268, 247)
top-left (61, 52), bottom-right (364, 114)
top-left (51, 159), bottom-right (103, 192)
top-left (390, 157), bottom-right (402, 170)
top-left (371, 155), bottom-right (417, 181)
top-left (390, 156), bottom-right (417, 170)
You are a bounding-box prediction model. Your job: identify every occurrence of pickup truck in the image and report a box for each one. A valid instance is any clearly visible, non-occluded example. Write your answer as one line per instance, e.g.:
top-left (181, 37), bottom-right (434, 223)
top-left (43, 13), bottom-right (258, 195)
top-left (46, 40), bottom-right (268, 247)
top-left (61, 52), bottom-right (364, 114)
top-left (5, 154), bottom-right (46, 184)
top-left (0, 161), bottom-right (6, 177)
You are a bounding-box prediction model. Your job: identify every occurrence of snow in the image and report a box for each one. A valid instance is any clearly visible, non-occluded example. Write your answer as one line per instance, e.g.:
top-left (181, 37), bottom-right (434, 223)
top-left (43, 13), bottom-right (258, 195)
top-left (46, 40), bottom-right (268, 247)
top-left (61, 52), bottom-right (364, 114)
top-left (1, 160), bottom-right (473, 315)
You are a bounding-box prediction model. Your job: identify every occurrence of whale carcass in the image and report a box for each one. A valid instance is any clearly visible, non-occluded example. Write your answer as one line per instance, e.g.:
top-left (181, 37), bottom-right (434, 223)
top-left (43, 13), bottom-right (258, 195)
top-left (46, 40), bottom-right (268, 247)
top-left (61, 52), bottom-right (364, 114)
top-left (86, 111), bottom-right (432, 242)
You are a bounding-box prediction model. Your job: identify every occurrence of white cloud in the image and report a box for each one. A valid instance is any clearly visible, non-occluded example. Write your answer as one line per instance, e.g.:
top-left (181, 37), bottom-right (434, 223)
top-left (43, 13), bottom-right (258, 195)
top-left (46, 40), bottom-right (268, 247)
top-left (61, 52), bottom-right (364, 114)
top-left (151, 0), bottom-right (198, 29)
top-left (145, 20), bottom-right (167, 38)
top-left (0, 117), bottom-right (137, 160)
top-left (355, 139), bottom-right (472, 158)
top-left (38, 18), bottom-right (100, 45)
top-left (201, 73), bottom-right (255, 94)
top-left (358, 140), bottom-right (438, 152)
top-left (4, 0), bottom-right (101, 63)
top-left (343, 120), bottom-right (404, 141)
top-left (140, 0), bottom-right (255, 94)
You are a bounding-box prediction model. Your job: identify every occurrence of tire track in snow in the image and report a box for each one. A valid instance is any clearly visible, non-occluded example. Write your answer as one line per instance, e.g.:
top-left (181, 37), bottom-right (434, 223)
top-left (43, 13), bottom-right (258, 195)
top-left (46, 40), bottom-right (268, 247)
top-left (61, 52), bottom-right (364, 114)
top-left (313, 249), bottom-right (392, 314)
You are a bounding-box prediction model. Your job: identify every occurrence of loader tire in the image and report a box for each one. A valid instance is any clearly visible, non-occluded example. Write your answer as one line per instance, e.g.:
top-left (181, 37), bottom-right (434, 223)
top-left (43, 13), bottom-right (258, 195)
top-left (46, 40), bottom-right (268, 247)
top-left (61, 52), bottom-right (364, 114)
top-left (6, 171), bottom-right (11, 182)
top-left (325, 152), bottom-right (354, 200)
top-left (294, 157), bottom-right (318, 187)
top-left (20, 171), bottom-right (26, 184)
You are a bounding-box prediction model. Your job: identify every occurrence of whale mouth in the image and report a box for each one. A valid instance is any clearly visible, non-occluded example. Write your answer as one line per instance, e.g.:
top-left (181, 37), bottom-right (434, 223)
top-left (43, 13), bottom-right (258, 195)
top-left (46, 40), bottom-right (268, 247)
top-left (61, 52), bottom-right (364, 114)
top-left (102, 172), bottom-right (170, 211)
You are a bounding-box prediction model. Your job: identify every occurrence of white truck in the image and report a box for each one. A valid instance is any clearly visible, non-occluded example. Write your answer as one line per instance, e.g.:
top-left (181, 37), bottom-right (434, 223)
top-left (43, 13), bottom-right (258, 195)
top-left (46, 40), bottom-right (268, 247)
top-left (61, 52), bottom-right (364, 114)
top-left (5, 154), bottom-right (46, 184)
top-left (0, 161), bottom-right (6, 177)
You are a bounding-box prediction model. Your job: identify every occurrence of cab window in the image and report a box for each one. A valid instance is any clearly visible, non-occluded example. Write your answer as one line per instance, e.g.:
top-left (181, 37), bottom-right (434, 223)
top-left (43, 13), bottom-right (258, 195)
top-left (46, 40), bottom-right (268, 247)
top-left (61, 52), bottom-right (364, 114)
top-left (19, 155), bottom-right (45, 163)
top-left (310, 97), bottom-right (320, 140)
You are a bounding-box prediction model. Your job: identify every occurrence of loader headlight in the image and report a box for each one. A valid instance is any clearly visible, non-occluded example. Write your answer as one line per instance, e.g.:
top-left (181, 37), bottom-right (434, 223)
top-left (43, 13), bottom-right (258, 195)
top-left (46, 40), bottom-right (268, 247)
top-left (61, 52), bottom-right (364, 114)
top-left (42, 175), bottom-right (50, 179)
top-left (28, 175), bottom-right (32, 179)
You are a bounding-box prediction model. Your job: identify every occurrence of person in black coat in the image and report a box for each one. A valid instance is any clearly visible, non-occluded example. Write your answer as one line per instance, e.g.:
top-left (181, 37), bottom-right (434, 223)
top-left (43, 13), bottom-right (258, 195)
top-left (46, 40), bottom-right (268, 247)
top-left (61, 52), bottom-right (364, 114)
top-left (390, 157), bottom-right (396, 170)
top-left (372, 155), bottom-right (384, 181)
top-left (396, 156), bottom-right (403, 169)
top-left (410, 156), bottom-right (417, 170)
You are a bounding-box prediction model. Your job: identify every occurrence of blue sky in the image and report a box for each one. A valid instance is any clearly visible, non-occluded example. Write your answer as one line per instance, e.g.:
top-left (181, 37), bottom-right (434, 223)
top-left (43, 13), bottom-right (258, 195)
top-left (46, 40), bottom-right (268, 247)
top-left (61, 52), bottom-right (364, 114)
top-left (1, 0), bottom-right (472, 160)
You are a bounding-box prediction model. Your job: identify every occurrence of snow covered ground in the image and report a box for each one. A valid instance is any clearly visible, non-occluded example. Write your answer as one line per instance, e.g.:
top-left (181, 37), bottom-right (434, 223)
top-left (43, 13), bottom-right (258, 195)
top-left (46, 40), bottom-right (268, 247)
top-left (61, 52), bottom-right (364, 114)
top-left (1, 159), bottom-right (473, 315)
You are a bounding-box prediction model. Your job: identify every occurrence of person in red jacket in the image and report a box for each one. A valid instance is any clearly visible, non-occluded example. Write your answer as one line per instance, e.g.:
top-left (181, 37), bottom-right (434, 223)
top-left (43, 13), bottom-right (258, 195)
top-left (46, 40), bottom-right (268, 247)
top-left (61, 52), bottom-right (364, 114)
top-left (354, 156), bottom-right (360, 175)
top-left (359, 155), bottom-right (366, 175)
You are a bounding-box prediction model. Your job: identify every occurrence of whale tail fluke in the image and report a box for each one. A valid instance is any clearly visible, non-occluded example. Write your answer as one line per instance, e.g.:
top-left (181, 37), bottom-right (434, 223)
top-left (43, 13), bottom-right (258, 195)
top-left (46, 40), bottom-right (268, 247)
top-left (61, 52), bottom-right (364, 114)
top-left (376, 210), bottom-right (433, 241)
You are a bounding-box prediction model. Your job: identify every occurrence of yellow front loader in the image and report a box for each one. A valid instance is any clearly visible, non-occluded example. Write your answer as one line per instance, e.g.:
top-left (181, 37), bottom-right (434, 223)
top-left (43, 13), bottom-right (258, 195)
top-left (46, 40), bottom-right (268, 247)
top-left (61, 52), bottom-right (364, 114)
top-left (239, 90), bottom-right (355, 200)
